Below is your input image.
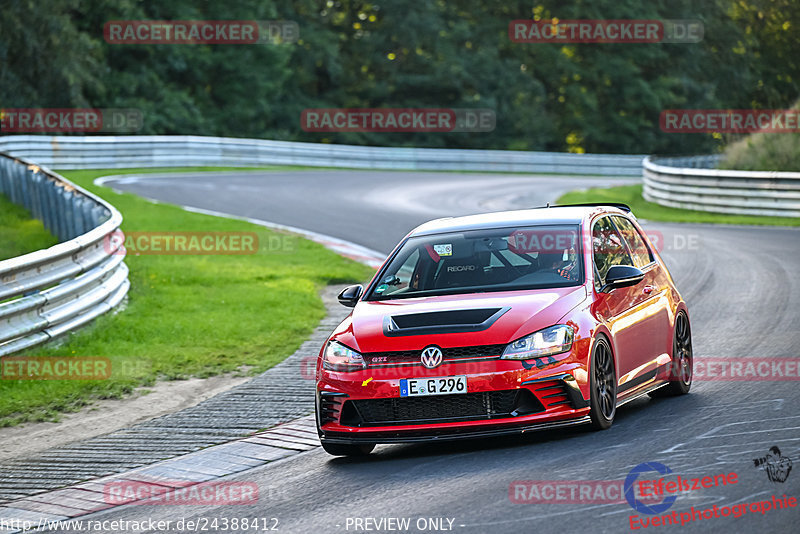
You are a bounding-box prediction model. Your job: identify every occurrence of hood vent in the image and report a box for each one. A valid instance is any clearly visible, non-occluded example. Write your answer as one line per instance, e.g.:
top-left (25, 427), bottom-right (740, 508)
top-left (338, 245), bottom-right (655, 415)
top-left (383, 307), bottom-right (510, 337)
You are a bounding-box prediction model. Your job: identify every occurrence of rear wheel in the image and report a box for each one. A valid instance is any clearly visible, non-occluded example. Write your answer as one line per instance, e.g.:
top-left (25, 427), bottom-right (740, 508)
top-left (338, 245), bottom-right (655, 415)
top-left (589, 338), bottom-right (616, 430)
top-left (321, 441), bottom-right (375, 457)
top-left (650, 312), bottom-right (693, 397)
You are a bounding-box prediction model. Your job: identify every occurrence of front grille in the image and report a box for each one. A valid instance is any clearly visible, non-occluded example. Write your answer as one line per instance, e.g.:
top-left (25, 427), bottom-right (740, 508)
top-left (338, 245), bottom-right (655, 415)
top-left (363, 344), bottom-right (505, 367)
top-left (344, 389), bottom-right (543, 426)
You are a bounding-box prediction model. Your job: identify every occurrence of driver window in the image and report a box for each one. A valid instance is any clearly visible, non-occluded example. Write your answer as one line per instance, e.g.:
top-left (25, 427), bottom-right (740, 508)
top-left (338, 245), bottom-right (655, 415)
top-left (592, 216), bottom-right (633, 288)
top-left (612, 216), bottom-right (653, 269)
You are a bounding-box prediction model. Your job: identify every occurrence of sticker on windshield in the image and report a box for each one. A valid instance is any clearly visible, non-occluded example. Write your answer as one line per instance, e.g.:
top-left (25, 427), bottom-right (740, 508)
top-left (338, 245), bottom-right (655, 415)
top-left (433, 244), bottom-right (453, 256)
top-left (375, 284), bottom-right (389, 293)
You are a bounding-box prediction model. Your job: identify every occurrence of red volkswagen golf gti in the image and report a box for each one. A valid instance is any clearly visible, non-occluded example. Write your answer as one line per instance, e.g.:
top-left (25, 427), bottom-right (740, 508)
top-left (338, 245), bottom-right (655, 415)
top-left (315, 204), bottom-right (692, 456)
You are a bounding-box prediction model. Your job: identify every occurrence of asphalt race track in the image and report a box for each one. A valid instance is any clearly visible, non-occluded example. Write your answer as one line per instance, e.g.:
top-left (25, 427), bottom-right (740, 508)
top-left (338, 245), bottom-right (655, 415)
top-left (72, 170), bottom-right (800, 534)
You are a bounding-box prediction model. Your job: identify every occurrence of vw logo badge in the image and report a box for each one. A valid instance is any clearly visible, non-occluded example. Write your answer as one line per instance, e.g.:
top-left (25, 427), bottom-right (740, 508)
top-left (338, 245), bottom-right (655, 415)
top-left (420, 346), bottom-right (443, 369)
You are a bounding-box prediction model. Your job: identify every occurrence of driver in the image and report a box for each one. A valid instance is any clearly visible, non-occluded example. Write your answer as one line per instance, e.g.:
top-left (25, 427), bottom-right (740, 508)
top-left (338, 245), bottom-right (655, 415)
top-left (538, 249), bottom-right (578, 281)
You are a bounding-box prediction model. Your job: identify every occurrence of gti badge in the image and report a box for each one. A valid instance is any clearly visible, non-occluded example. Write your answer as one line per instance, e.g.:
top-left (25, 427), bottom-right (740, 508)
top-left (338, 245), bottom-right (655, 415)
top-left (420, 346), bottom-right (443, 369)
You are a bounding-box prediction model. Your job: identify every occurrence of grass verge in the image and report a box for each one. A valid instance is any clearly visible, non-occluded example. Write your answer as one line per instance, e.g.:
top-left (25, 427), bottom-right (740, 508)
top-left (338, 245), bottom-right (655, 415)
top-left (557, 184), bottom-right (800, 227)
top-left (0, 193), bottom-right (59, 261)
top-left (0, 167), bottom-right (375, 426)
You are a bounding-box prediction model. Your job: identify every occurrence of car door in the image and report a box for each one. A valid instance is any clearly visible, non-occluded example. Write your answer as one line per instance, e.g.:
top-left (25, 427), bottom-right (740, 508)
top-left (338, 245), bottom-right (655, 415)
top-left (612, 216), bottom-right (673, 372)
top-left (591, 215), bottom-right (652, 389)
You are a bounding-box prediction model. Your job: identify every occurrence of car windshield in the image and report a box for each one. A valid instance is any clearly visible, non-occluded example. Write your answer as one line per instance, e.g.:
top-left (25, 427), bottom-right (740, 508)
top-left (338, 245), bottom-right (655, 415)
top-left (366, 225), bottom-right (583, 300)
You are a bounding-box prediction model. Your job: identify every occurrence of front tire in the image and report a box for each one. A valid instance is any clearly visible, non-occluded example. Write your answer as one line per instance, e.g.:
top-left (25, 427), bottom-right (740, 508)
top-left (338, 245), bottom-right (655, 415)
top-left (589, 337), bottom-right (616, 430)
top-left (321, 441), bottom-right (375, 457)
top-left (650, 312), bottom-right (693, 397)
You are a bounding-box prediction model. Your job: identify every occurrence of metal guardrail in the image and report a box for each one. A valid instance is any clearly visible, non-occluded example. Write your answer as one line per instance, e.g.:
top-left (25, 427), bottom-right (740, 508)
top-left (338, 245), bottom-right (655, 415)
top-left (0, 135), bottom-right (646, 175)
top-left (0, 153), bottom-right (129, 356)
top-left (643, 156), bottom-right (800, 218)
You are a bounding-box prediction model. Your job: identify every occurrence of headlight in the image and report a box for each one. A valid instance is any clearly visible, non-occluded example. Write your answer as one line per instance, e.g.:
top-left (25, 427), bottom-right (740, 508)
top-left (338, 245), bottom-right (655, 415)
top-left (501, 325), bottom-right (574, 360)
top-left (323, 341), bottom-right (366, 372)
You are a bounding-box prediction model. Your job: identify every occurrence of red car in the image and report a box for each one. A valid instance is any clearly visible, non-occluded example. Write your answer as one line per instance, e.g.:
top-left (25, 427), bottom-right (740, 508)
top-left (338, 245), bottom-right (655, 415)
top-left (315, 204), bottom-right (692, 456)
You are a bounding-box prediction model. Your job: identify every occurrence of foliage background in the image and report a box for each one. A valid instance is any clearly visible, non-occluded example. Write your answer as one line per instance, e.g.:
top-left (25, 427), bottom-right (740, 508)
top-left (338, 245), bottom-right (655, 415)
top-left (1, 0), bottom-right (798, 155)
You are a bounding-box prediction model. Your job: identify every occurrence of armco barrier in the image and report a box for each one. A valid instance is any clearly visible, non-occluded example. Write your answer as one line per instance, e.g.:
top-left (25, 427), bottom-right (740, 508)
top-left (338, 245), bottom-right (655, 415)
top-left (0, 153), bottom-right (129, 356)
top-left (643, 155), bottom-right (800, 218)
top-left (0, 135), bottom-right (645, 175)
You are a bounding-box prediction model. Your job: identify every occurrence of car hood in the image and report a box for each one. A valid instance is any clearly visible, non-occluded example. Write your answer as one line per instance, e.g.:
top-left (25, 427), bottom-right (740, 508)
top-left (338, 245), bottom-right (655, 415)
top-left (331, 286), bottom-right (588, 353)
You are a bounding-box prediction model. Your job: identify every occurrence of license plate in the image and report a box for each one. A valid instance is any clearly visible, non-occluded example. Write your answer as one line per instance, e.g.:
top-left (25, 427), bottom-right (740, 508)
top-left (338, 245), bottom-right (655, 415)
top-left (399, 375), bottom-right (467, 397)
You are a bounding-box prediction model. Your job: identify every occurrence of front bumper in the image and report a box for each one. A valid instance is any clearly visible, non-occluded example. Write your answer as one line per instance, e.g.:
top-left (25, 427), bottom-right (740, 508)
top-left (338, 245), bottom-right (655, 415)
top-left (319, 414), bottom-right (592, 444)
top-left (316, 359), bottom-right (591, 445)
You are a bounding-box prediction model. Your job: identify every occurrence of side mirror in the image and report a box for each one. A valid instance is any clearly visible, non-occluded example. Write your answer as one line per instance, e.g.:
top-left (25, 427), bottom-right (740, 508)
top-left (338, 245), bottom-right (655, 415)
top-left (337, 284), bottom-right (363, 308)
top-left (600, 265), bottom-right (645, 293)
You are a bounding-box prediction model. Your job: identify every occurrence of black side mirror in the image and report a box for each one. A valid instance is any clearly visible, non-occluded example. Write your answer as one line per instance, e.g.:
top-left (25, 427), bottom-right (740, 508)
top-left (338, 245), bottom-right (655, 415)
top-left (600, 265), bottom-right (645, 293)
top-left (337, 284), bottom-right (363, 307)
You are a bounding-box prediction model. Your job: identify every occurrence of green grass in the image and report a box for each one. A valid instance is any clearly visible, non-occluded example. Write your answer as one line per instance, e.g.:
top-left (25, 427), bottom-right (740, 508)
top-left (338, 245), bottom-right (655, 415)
top-left (557, 184), bottom-right (800, 226)
top-left (0, 167), bottom-right (374, 426)
top-left (0, 193), bottom-right (59, 260)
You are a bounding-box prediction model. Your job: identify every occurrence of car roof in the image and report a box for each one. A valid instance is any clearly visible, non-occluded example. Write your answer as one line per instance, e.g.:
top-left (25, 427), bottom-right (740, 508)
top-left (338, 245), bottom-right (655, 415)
top-left (410, 204), bottom-right (633, 236)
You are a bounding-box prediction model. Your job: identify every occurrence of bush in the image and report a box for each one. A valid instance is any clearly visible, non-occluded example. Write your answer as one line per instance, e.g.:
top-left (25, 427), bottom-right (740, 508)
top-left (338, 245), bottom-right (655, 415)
top-left (720, 100), bottom-right (800, 171)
